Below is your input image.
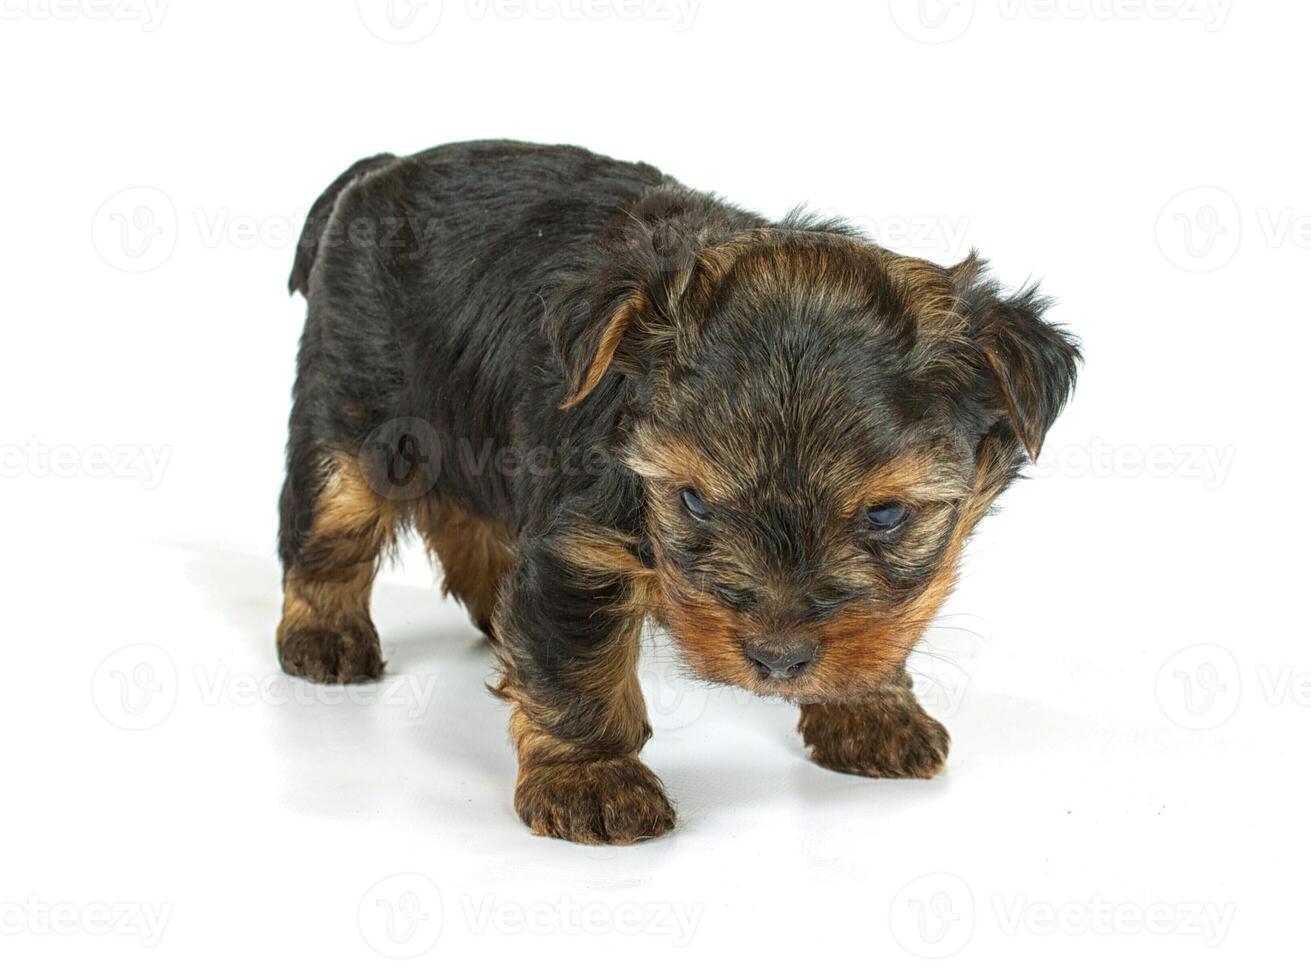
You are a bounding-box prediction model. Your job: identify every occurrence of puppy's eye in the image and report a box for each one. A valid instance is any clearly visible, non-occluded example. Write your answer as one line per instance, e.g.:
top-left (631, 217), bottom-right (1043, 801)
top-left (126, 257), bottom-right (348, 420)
top-left (712, 584), bottom-right (754, 609)
top-left (865, 501), bottom-right (910, 533)
top-left (808, 590), bottom-right (864, 617)
top-left (680, 488), bottom-right (712, 521)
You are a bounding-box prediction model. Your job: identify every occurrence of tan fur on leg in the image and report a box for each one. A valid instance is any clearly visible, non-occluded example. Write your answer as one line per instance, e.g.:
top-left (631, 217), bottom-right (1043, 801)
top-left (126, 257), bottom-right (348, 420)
top-left (416, 501), bottom-right (516, 640)
top-left (494, 526), bottom-right (674, 844)
top-left (277, 452), bottom-right (394, 683)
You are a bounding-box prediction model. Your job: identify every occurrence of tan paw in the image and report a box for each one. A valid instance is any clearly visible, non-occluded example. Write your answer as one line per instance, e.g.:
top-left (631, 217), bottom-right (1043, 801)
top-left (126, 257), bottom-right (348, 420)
top-left (800, 700), bottom-right (950, 779)
top-left (276, 621), bottom-right (385, 684)
top-left (515, 755), bottom-right (676, 845)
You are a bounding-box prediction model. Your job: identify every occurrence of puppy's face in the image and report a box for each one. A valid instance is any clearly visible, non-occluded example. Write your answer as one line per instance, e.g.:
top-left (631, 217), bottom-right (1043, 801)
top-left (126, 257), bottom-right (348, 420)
top-left (555, 221), bottom-right (1078, 703)
top-left (628, 424), bottom-right (975, 704)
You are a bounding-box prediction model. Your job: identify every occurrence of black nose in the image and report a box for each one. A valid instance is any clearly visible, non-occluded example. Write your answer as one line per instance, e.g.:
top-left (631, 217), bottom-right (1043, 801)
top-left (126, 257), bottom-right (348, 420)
top-left (744, 638), bottom-right (817, 680)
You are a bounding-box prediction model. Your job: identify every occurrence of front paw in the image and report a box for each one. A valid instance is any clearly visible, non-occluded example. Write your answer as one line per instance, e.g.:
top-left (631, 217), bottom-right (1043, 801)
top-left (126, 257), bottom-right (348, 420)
top-left (515, 755), bottom-right (676, 845)
top-left (799, 700), bottom-right (950, 779)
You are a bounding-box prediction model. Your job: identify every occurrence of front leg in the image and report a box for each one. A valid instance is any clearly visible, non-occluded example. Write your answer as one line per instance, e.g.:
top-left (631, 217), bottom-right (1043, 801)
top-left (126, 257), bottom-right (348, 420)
top-left (798, 670), bottom-right (950, 779)
top-left (494, 529), bottom-right (675, 845)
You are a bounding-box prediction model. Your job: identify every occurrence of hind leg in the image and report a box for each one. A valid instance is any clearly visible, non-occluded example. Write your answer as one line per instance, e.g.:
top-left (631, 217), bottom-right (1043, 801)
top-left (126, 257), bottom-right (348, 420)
top-left (277, 449), bottom-right (395, 683)
top-left (417, 501), bottom-right (516, 640)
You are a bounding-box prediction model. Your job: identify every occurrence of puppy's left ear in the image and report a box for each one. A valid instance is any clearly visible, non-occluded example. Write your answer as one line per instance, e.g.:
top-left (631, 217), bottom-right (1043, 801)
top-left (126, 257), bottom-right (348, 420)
top-left (952, 255), bottom-right (1081, 461)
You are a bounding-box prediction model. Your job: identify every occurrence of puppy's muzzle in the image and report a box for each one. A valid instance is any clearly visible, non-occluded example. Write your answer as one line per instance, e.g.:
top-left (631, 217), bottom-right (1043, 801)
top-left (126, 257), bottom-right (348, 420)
top-left (743, 636), bottom-right (818, 681)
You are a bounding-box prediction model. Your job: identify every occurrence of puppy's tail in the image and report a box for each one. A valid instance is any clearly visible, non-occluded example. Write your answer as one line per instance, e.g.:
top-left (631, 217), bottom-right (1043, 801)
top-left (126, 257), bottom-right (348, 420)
top-left (288, 152), bottom-right (399, 296)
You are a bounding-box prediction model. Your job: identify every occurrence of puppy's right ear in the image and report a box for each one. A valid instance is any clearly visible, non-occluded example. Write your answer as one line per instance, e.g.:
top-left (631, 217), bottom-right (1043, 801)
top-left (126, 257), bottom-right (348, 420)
top-left (549, 220), bottom-right (706, 410)
top-left (554, 287), bottom-right (652, 410)
top-left (548, 180), bottom-right (769, 411)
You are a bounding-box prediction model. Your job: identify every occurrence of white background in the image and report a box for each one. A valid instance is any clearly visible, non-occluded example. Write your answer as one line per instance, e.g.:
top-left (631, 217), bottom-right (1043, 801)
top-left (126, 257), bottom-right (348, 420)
top-left (2, 1), bottom-right (1306, 976)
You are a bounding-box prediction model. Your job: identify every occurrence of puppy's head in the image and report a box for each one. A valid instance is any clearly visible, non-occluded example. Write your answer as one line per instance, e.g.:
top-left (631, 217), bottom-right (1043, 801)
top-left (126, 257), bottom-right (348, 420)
top-left (550, 197), bottom-right (1079, 703)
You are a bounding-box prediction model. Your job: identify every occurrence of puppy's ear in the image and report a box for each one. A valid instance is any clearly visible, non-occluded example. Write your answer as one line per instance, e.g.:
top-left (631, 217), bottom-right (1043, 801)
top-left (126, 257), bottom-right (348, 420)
top-left (556, 290), bottom-right (650, 410)
top-left (951, 254), bottom-right (1081, 461)
top-left (550, 221), bottom-right (705, 410)
top-left (548, 183), bottom-right (769, 410)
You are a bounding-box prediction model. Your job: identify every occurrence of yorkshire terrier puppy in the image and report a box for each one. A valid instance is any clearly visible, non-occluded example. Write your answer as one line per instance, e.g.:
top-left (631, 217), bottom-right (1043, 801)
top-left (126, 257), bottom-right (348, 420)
top-left (277, 140), bottom-right (1079, 844)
